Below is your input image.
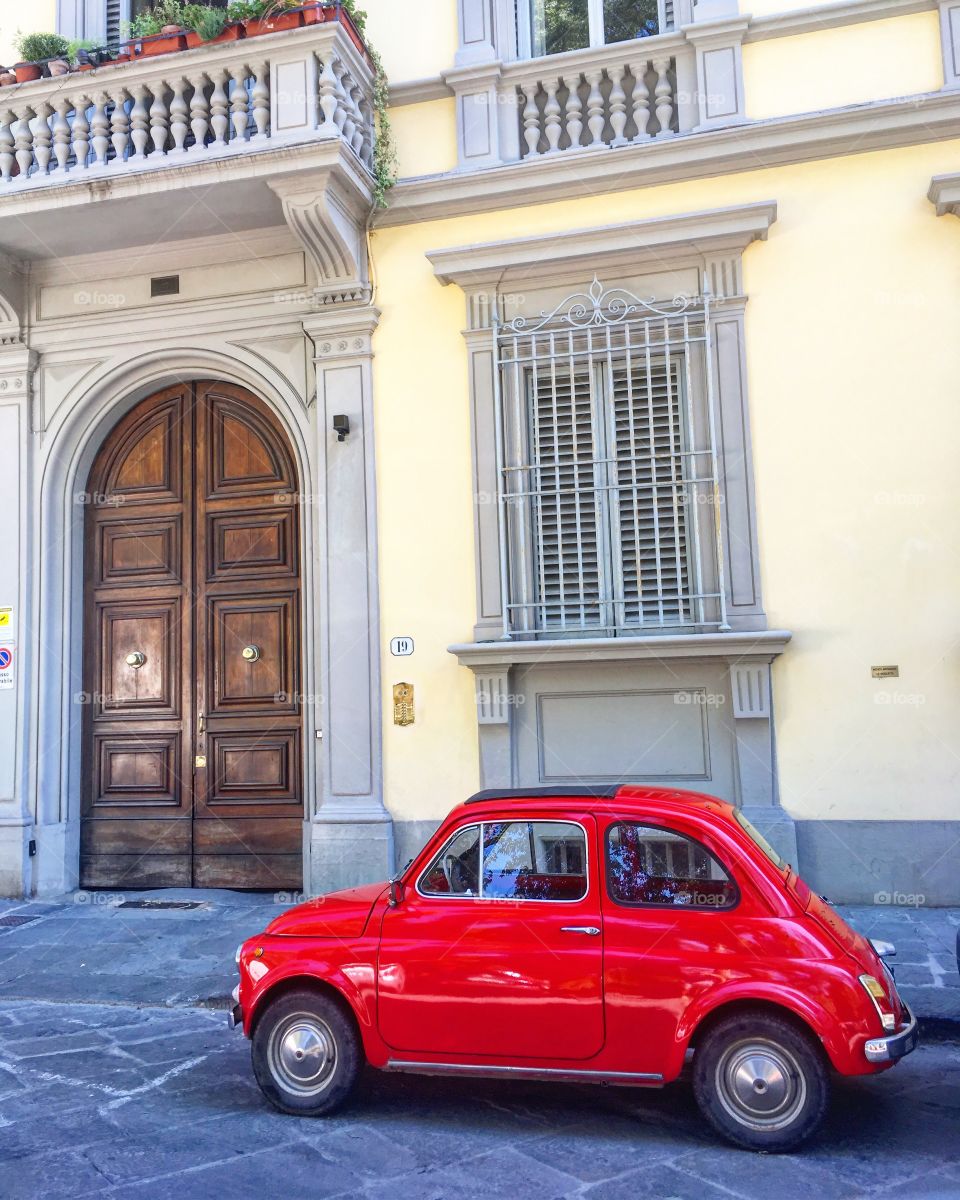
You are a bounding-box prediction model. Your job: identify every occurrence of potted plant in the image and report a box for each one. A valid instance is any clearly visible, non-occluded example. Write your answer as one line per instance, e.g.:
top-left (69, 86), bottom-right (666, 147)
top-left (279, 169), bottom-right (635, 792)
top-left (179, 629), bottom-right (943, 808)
top-left (241, 1), bottom-right (305, 37)
top-left (13, 31), bottom-right (70, 81)
top-left (68, 39), bottom-right (102, 71)
top-left (182, 4), bottom-right (245, 47)
top-left (122, 0), bottom-right (189, 57)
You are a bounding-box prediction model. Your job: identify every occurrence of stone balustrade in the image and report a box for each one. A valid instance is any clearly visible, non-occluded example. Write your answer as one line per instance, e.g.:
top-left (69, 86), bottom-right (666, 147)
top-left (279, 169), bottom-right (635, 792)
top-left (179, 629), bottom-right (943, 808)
top-left (502, 35), bottom-right (689, 159)
top-left (0, 23), bottom-right (375, 189)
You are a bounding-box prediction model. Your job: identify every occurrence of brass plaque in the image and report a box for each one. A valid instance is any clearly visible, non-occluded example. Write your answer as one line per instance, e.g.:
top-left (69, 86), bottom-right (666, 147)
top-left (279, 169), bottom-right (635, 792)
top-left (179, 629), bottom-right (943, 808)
top-left (871, 665), bottom-right (899, 679)
top-left (194, 755), bottom-right (207, 769)
top-left (393, 683), bottom-right (414, 727)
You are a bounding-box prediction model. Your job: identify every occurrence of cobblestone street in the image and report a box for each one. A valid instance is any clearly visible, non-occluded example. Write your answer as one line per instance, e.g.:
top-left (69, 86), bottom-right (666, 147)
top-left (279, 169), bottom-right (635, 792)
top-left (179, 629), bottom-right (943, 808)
top-left (1, 999), bottom-right (959, 1200)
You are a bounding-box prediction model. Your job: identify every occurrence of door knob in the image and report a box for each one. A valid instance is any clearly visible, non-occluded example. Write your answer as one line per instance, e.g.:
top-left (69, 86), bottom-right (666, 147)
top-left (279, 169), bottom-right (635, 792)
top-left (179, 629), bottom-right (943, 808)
top-left (125, 651), bottom-right (146, 668)
top-left (241, 645), bottom-right (261, 662)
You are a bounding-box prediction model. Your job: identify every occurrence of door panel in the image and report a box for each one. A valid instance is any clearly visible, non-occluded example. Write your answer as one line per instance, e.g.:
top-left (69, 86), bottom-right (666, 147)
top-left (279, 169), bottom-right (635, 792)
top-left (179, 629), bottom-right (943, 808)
top-left (377, 815), bottom-right (605, 1060)
top-left (81, 382), bottom-right (303, 889)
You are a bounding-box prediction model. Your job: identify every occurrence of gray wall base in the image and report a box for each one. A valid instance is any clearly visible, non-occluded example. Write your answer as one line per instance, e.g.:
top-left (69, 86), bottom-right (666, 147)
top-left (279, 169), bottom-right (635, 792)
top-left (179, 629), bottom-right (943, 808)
top-left (308, 819), bottom-right (394, 896)
top-left (739, 805), bottom-right (798, 874)
top-left (794, 821), bottom-right (960, 907)
top-left (0, 819), bottom-right (29, 898)
top-left (394, 819), bottom-right (444, 873)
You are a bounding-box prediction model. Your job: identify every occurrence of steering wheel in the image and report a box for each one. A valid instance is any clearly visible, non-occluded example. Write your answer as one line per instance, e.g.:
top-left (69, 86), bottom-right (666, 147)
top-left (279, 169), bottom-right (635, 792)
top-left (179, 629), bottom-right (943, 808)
top-left (444, 852), bottom-right (478, 895)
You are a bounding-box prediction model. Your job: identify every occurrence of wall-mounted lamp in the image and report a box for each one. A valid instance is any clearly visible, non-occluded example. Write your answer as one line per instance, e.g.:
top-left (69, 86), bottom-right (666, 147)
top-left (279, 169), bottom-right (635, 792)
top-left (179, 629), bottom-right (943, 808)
top-left (332, 414), bottom-right (350, 442)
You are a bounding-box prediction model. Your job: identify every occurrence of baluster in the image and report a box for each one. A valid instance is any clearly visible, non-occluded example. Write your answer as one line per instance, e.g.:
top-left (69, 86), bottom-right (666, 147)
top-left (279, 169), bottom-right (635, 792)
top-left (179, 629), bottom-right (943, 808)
top-left (585, 71), bottom-right (605, 146)
top-left (230, 65), bottom-right (249, 142)
top-left (130, 86), bottom-right (150, 161)
top-left (52, 98), bottom-right (72, 172)
top-left (31, 106), bottom-right (52, 176)
top-left (348, 82), bottom-right (365, 155)
top-left (565, 75), bottom-right (582, 150)
top-left (318, 56), bottom-right (338, 130)
top-left (14, 109), bottom-right (35, 178)
top-left (90, 94), bottom-right (110, 166)
top-left (210, 71), bottom-right (229, 147)
top-left (250, 63), bottom-right (269, 139)
top-left (111, 90), bottom-right (130, 164)
top-left (150, 84), bottom-right (169, 155)
top-left (72, 97), bottom-right (90, 168)
top-left (543, 80), bottom-right (561, 153)
top-left (652, 57), bottom-right (674, 137)
top-left (334, 61), bottom-right (355, 143)
top-left (609, 70), bottom-right (627, 146)
top-left (0, 112), bottom-right (14, 181)
top-left (169, 78), bottom-right (189, 152)
top-left (631, 61), bottom-right (651, 140)
top-left (358, 96), bottom-right (374, 167)
top-left (189, 73), bottom-right (210, 154)
top-left (521, 85), bottom-right (540, 157)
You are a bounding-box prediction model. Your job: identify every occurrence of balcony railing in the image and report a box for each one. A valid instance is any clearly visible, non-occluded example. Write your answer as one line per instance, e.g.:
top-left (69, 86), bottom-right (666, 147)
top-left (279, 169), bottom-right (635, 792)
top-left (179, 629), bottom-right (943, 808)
top-left (0, 21), bottom-right (375, 190)
top-left (501, 31), bottom-right (690, 160)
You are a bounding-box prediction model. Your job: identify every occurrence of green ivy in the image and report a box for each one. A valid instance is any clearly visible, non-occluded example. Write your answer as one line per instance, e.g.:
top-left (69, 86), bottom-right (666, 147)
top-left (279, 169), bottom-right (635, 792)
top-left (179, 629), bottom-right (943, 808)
top-left (338, 0), bottom-right (397, 207)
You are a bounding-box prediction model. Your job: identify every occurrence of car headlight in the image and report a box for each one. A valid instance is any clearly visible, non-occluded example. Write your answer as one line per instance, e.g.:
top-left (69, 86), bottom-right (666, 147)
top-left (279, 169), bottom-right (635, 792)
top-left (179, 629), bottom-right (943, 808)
top-left (860, 973), bottom-right (897, 1032)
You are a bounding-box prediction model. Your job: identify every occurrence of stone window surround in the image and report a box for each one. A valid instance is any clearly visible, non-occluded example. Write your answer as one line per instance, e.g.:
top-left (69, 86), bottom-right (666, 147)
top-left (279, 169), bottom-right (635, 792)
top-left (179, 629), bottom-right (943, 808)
top-left (426, 199), bottom-right (778, 646)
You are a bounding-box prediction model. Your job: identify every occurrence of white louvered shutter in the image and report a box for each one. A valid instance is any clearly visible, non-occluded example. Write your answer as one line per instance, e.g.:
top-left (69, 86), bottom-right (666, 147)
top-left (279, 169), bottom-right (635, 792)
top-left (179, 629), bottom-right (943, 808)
top-left (528, 365), bottom-right (602, 630)
top-left (609, 357), bottom-right (690, 626)
top-left (106, 0), bottom-right (123, 45)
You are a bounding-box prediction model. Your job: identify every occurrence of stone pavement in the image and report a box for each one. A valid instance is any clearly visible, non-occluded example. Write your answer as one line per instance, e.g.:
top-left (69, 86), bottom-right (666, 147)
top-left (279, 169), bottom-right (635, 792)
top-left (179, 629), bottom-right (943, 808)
top-left (0, 998), bottom-right (958, 1199)
top-left (0, 890), bottom-right (956, 1025)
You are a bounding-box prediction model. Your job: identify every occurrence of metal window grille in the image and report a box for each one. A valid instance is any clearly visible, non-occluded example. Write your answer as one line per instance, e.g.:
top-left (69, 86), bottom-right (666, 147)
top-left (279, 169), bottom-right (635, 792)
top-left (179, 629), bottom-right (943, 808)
top-left (493, 276), bottom-right (728, 638)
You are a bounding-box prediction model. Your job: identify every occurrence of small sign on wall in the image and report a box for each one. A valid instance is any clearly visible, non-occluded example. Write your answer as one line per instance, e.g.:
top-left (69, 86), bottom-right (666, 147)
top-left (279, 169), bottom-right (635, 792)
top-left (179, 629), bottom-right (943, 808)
top-left (390, 636), bottom-right (414, 657)
top-left (871, 665), bottom-right (899, 679)
top-left (0, 643), bottom-right (14, 690)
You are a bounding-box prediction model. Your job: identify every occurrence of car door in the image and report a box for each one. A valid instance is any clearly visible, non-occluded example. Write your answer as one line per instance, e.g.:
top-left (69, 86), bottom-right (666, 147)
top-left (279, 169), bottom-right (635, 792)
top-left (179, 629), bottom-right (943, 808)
top-left (377, 813), bottom-right (605, 1060)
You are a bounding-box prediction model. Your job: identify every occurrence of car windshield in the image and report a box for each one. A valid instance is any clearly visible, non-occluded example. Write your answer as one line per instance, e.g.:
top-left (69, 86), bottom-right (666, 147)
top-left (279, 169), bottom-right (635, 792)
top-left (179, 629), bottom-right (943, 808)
top-left (734, 811), bottom-right (786, 870)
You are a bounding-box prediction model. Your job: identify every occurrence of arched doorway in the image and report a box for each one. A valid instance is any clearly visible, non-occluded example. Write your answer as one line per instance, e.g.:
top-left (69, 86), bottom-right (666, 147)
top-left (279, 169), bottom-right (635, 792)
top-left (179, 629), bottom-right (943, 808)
top-left (80, 381), bottom-right (304, 889)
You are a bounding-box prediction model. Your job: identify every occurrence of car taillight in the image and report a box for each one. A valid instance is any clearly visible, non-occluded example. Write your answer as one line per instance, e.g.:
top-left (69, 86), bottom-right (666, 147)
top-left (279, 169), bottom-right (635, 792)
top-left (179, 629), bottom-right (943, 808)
top-left (860, 974), bottom-right (897, 1032)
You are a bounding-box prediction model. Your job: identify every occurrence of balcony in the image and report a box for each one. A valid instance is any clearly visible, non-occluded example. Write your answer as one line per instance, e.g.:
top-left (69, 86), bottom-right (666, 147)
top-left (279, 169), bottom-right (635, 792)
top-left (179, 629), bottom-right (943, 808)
top-left (0, 18), bottom-right (376, 264)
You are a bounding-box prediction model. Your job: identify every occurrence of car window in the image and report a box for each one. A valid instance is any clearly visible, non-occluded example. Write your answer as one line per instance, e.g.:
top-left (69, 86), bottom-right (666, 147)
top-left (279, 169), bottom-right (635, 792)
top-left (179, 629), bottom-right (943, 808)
top-left (419, 825), bottom-right (481, 896)
top-left (482, 821), bottom-right (587, 901)
top-left (606, 822), bottom-right (737, 909)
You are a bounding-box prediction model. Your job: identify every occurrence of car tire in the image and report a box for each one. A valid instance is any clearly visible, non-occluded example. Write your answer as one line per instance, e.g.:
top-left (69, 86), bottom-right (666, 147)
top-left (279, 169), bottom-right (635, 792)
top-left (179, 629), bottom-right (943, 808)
top-left (251, 987), bottom-right (362, 1117)
top-left (692, 1011), bottom-right (830, 1151)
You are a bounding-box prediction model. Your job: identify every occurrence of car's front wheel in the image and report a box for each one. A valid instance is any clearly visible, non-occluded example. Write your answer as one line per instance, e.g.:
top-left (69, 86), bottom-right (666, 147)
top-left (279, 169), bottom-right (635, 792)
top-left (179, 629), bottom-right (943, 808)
top-left (251, 987), bottom-right (362, 1116)
top-left (693, 1011), bottom-right (830, 1151)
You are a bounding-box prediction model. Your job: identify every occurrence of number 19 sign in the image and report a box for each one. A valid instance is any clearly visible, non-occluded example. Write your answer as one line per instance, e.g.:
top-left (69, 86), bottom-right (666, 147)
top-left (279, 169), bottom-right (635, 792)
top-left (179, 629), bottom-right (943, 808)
top-left (390, 636), bottom-right (414, 657)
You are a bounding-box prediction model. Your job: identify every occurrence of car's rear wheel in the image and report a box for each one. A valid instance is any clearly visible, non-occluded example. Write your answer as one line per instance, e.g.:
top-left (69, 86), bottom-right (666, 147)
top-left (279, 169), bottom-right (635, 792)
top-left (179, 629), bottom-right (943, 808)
top-left (251, 988), bottom-right (362, 1116)
top-left (693, 1011), bottom-right (830, 1151)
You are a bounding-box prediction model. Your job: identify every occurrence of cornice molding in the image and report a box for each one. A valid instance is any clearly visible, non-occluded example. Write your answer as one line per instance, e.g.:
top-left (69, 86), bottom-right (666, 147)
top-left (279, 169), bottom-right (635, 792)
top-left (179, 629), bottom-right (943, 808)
top-left (928, 171), bottom-right (960, 215)
top-left (378, 90), bottom-right (960, 228)
top-left (449, 631), bottom-right (793, 669)
top-left (426, 201), bottom-right (777, 289)
top-left (388, 76), bottom-right (455, 107)
top-left (744, 0), bottom-right (935, 43)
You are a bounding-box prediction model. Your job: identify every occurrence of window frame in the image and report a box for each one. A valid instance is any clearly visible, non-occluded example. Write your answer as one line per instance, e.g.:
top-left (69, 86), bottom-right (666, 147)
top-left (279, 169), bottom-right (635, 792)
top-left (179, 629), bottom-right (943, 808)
top-left (521, 0), bottom-right (667, 58)
top-left (416, 818), bottom-right (591, 904)
top-left (604, 819), bottom-right (740, 911)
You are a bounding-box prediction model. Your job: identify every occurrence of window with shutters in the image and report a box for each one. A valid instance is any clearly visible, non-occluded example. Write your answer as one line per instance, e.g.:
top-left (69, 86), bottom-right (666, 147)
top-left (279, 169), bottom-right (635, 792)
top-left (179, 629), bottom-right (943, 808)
top-left (494, 277), bottom-right (727, 637)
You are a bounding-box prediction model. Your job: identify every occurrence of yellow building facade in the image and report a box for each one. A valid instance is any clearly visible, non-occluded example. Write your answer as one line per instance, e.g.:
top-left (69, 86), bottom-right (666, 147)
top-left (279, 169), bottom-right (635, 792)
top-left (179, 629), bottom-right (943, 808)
top-left (0, 0), bottom-right (957, 902)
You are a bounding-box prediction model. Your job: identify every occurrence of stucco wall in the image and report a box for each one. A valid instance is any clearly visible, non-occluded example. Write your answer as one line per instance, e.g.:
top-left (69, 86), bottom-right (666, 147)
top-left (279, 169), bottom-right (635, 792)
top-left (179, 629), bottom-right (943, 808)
top-left (371, 138), bottom-right (960, 828)
top-left (0, 0), bottom-right (55, 65)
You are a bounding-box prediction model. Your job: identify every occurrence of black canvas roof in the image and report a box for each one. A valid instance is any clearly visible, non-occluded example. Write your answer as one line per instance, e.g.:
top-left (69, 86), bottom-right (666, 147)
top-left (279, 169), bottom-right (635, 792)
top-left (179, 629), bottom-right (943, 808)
top-left (465, 786), bottom-right (621, 804)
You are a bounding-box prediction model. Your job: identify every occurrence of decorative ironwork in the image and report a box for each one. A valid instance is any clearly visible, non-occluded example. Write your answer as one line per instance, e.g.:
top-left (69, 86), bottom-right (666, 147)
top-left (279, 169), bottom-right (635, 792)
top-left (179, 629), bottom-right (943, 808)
top-left (501, 275), bottom-right (706, 336)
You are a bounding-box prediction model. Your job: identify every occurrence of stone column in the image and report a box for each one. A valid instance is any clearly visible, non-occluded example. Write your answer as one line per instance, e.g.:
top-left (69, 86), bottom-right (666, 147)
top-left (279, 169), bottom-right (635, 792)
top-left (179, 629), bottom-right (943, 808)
top-left (683, 14), bottom-right (749, 131)
top-left (303, 307), bottom-right (393, 892)
top-left (0, 348), bottom-right (33, 897)
top-left (939, 0), bottom-right (960, 89)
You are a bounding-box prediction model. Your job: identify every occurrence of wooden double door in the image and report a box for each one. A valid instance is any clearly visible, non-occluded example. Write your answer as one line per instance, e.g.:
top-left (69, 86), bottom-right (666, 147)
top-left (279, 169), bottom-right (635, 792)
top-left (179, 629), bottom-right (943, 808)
top-left (81, 382), bottom-right (304, 890)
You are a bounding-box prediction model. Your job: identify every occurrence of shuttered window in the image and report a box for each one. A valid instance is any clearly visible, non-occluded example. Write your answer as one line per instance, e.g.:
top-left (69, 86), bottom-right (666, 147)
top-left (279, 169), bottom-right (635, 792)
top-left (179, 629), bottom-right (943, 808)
top-left (524, 355), bottom-right (689, 632)
top-left (495, 277), bottom-right (723, 638)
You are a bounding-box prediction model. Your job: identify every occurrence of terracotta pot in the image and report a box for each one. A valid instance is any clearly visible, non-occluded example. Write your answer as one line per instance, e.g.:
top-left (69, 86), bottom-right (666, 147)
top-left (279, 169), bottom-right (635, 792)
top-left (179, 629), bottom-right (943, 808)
top-left (136, 31), bottom-right (188, 57)
top-left (299, 3), bottom-right (328, 25)
top-left (14, 62), bottom-right (43, 82)
top-left (48, 58), bottom-right (70, 76)
top-left (337, 9), bottom-right (368, 58)
top-left (244, 11), bottom-right (305, 37)
top-left (77, 62), bottom-right (95, 72)
top-left (185, 23), bottom-right (245, 49)
top-left (0, 71), bottom-right (16, 86)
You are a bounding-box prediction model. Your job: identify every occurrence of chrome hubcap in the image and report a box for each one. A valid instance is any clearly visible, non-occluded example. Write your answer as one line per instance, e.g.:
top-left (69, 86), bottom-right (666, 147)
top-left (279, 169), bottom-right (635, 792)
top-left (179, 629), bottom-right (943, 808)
top-left (716, 1039), bottom-right (806, 1131)
top-left (269, 1014), bottom-right (338, 1096)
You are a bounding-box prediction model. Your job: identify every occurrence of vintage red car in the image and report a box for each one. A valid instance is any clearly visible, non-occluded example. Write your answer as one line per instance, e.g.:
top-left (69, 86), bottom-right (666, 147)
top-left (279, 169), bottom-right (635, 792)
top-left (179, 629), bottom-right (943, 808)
top-left (230, 786), bottom-right (918, 1151)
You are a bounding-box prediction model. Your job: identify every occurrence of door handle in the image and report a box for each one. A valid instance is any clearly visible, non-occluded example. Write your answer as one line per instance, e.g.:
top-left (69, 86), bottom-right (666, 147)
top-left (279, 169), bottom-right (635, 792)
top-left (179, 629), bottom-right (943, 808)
top-left (197, 709), bottom-right (204, 736)
top-left (560, 926), bottom-right (600, 936)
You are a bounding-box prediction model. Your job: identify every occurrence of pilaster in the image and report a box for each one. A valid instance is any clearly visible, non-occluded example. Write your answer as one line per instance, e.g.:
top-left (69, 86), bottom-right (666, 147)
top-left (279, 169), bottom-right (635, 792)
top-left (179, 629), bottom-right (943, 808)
top-left (683, 15), bottom-right (749, 131)
top-left (939, 0), bottom-right (960, 90)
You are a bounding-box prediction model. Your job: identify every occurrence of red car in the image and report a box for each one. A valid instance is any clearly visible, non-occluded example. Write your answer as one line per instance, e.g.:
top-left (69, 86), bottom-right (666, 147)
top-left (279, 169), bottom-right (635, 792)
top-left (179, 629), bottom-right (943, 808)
top-left (230, 786), bottom-right (918, 1151)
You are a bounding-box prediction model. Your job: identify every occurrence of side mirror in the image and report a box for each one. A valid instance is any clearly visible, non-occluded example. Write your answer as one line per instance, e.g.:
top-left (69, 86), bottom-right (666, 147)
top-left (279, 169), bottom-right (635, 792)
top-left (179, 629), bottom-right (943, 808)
top-left (388, 877), bottom-right (404, 907)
